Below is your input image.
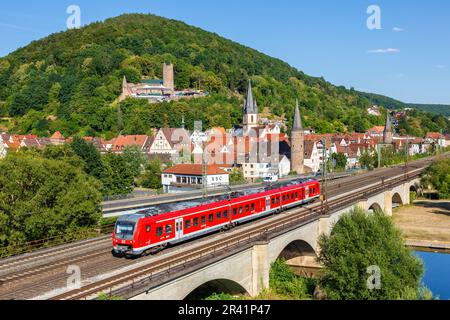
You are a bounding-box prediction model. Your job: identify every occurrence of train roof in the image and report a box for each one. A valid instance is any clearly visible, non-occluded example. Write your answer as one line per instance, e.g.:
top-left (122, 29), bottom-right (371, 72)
top-left (133, 178), bottom-right (318, 219)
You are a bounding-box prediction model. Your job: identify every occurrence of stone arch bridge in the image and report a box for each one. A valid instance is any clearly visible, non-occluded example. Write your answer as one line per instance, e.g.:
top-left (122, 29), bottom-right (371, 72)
top-left (129, 177), bottom-right (421, 300)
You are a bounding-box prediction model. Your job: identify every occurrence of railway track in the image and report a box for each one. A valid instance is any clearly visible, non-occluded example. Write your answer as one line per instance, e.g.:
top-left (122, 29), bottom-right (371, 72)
top-left (49, 168), bottom-right (425, 300)
top-left (0, 156), bottom-right (438, 300)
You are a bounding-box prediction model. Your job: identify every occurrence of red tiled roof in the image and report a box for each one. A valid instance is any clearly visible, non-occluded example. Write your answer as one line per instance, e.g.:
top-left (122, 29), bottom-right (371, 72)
top-left (50, 131), bottom-right (65, 140)
top-left (426, 132), bottom-right (444, 139)
top-left (164, 164), bottom-right (230, 176)
top-left (367, 126), bottom-right (385, 134)
top-left (112, 135), bottom-right (148, 151)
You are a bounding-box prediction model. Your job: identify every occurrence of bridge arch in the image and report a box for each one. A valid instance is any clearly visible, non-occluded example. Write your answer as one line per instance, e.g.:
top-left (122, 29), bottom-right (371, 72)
top-left (368, 202), bottom-right (382, 213)
top-left (184, 279), bottom-right (248, 300)
top-left (392, 192), bottom-right (403, 208)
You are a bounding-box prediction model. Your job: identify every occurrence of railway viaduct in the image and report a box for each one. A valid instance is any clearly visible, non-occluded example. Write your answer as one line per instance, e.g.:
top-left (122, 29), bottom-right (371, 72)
top-left (129, 176), bottom-right (421, 300)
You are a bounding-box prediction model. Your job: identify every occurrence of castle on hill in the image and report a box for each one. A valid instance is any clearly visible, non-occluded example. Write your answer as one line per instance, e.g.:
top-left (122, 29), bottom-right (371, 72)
top-left (119, 63), bottom-right (207, 103)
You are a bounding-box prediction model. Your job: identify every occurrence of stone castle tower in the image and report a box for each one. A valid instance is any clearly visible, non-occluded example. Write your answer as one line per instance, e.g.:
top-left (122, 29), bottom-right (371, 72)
top-left (383, 112), bottom-right (393, 144)
top-left (243, 80), bottom-right (259, 133)
top-left (291, 99), bottom-right (305, 174)
top-left (163, 63), bottom-right (175, 93)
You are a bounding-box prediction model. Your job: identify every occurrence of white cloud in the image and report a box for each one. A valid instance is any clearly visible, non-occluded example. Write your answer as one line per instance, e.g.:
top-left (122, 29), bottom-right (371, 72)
top-left (0, 22), bottom-right (44, 35)
top-left (368, 48), bottom-right (400, 54)
top-left (392, 27), bottom-right (405, 32)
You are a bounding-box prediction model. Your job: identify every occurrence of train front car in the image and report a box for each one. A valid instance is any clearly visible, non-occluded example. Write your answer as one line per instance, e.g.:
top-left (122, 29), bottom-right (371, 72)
top-left (112, 214), bottom-right (141, 257)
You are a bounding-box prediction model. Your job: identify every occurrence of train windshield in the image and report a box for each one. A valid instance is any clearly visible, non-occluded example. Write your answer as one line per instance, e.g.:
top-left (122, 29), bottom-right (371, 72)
top-left (115, 222), bottom-right (135, 240)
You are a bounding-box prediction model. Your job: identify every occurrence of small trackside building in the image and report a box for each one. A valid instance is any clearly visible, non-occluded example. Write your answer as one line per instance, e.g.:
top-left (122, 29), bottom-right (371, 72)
top-left (162, 164), bottom-right (230, 193)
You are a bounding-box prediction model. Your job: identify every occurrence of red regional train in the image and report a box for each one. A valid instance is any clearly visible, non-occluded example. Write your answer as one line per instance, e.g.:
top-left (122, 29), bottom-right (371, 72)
top-left (112, 178), bottom-right (321, 258)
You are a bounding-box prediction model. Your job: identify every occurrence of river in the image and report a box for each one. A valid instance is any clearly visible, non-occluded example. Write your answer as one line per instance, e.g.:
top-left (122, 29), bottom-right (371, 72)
top-left (416, 251), bottom-right (450, 300)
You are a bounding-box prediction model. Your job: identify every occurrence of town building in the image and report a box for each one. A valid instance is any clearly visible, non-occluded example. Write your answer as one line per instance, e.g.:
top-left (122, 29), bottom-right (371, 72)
top-left (162, 164), bottom-right (230, 193)
top-left (303, 140), bottom-right (321, 173)
top-left (149, 128), bottom-right (191, 156)
top-left (111, 135), bottom-right (151, 154)
top-left (425, 132), bottom-right (446, 148)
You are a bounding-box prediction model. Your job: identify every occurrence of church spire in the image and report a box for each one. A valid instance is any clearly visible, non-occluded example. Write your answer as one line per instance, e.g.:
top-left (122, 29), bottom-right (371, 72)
top-left (383, 112), bottom-right (393, 144)
top-left (244, 80), bottom-right (257, 114)
top-left (293, 99), bottom-right (303, 132)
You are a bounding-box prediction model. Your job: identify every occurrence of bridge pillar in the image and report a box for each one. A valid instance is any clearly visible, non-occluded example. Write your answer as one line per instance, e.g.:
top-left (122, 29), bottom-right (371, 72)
top-left (384, 190), bottom-right (393, 216)
top-left (251, 243), bottom-right (270, 296)
top-left (318, 215), bottom-right (332, 237)
top-left (356, 200), bottom-right (368, 212)
top-left (403, 183), bottom-right (411, 205)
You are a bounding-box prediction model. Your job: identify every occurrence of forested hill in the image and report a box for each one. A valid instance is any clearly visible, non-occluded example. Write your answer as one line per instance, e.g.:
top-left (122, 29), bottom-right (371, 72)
top-left (0, 13), bottom-right (448, 138)
top-left (357, 91), bottom-right (450, 117)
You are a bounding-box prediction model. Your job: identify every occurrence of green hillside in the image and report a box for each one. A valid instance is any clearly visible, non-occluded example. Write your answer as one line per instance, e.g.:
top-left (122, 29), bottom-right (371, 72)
top-left (0, 13), bottom-right (448, 138)
top-left (357, 91), bottom-right (450, 118)
top-left (406, 104), bottom-right (450, 117)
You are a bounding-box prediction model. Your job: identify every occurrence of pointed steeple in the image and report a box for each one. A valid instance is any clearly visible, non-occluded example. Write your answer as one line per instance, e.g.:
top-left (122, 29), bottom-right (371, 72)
top-left (293, 99), bottom-right (303, 132)
top-left (383, 112), bottom-right (393, 144)
top-left (244, 80), bottom-right (257, 114)
top-left (384, 112), bottom-right (392, 133)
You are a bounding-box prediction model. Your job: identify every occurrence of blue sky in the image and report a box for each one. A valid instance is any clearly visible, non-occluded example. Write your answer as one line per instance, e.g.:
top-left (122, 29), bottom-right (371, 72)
top-left (1, 0), bottom-right (449, 104)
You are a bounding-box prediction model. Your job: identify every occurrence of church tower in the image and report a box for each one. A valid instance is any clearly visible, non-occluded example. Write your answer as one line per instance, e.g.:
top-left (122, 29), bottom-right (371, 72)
top-left (291, 99), bottom-right (305, 174)
top-left (243, 80), bottom-right (259, 133)
top-left (383, 112), bottom-right (393, 144)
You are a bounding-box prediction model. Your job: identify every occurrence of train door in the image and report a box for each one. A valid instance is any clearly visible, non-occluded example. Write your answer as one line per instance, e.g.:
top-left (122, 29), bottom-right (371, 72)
top-left (175, 218), bottom-right (184, 240)
top-left (305, 187), bottom-right (309, 201)
top-left (266, 197), bottom-right (271, 212)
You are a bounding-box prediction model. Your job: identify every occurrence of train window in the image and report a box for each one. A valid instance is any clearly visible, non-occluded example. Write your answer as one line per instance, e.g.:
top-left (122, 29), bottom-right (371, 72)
top-left (209, 214), bottom-right (214, 222)
top-left (166, 225), bottom-right (172, 235)
top-left (295, 192), bottom-right (298, 198)
top-left (245, 205), bottom-right (249, 212)
top-left (239, 207), bottom-right (243, 214)
top-left (146, 225), bottom-right (151, 233)
top-left (185, 220), bottom-right (191, 229)
top-left (201, 216), bottom-right (206, 225)
top-left (217, 212), bottom-right (221, 220)
top-left (224, 210), bottom-right (228, 218)
top-left (193, 218), bottom-right (199, 227)
top-left (272, 198), bottom-right (275, 205)
top-left (156, 227), bottom-right (163, 237)
top-left (233, 208), bottom-right (237, 216)
top-left (251, 203), bottom-right (255, 211)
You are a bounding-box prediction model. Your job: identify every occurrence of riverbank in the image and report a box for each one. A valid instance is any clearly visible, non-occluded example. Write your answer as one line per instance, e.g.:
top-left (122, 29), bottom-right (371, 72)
top-left (393, 200), bottom-right (450, 247)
